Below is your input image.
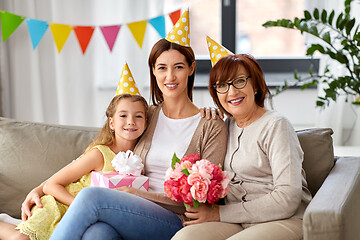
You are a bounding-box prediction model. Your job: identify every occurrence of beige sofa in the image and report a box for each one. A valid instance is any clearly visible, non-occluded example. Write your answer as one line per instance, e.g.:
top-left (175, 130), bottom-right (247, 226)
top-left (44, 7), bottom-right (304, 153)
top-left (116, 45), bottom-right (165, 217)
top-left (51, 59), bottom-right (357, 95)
top-left (0, 117), bottom-right (360, 239)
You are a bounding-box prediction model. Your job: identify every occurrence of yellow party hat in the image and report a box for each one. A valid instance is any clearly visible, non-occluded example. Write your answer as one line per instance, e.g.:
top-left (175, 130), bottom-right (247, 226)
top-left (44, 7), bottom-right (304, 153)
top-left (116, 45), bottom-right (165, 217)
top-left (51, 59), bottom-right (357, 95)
top-left (165, 10), bottom-right (190, 47)
top-left (116, 63), bottom-right (141, 96)
top-left (206, 35), bottom-right (234, 66)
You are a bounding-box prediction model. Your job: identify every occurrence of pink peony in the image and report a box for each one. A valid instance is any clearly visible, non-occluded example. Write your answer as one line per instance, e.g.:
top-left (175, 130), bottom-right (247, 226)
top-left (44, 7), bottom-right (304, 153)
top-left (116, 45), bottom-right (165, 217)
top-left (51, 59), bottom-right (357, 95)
top-left (190, 178), bottom-right (209, 203)
top-left (207, 180), bottom-right (223, 204)
top-left (164, 179), bottom-right (182, 202)
top-left (191, 159), bottom-right (214, 181)
top-left (178, 175), bottom-right (193, 205)
top-left (180, 153), bottom-right (200, 164)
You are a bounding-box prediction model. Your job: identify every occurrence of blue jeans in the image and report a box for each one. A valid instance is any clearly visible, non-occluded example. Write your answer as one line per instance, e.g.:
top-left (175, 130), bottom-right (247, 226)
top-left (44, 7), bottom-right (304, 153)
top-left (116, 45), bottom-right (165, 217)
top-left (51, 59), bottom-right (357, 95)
top-left (50, 187), bottom-right (183, 240)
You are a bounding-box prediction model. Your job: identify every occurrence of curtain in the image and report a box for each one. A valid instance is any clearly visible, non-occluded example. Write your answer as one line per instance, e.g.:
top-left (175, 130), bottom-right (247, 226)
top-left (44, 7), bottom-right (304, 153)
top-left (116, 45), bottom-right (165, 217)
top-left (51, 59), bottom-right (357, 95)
top-left (0, 0), bottom-right (180, 127)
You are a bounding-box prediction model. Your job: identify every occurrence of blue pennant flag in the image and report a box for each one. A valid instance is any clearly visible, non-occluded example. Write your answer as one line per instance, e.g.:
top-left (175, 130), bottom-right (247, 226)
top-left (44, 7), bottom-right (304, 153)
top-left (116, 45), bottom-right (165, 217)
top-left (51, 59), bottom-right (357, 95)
top-left (148, 15), bottom-right (165, 38)
top-left (26, 18), bottom-right (49, 49)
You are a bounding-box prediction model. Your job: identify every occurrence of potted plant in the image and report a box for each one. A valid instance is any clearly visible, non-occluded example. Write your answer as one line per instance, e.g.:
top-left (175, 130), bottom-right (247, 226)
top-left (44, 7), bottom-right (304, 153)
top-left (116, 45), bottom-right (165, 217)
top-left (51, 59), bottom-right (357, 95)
top-left (262, 0), bottom-right (360, 108)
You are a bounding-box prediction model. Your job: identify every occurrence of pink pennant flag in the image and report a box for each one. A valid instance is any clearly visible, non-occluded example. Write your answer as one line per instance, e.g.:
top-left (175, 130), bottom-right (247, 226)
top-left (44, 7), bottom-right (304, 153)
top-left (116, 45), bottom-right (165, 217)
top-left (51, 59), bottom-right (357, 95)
top-left (100, 25), bottom-right (121, 52)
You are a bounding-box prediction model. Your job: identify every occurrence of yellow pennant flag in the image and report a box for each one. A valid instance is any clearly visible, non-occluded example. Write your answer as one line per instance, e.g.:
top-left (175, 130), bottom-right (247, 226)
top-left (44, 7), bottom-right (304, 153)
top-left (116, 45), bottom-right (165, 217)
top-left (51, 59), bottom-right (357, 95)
top-left (127, 20), bottom-right (147, 48)
top-left (50, 23), bottom-right (73, 53)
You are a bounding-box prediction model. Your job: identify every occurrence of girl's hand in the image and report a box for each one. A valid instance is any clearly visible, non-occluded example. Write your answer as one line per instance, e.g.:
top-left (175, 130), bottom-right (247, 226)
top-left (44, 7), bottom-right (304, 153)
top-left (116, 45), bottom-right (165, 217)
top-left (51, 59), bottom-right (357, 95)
top-left (183, 204), bottom-right (220, 226)
top-left (200, 107), bottom-right (224, 120)
top-left (21, 185), bottom-right (45, 221)
top-left (115, 186), bottom-right (137, 195)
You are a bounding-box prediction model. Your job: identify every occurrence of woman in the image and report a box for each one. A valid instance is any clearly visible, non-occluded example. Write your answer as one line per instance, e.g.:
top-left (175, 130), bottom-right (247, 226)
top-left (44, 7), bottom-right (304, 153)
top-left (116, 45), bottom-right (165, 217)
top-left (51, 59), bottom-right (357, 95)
top-left (172, 54), bottom-right (312, 240)
top-left (21, 38), bottom-right (227, 240)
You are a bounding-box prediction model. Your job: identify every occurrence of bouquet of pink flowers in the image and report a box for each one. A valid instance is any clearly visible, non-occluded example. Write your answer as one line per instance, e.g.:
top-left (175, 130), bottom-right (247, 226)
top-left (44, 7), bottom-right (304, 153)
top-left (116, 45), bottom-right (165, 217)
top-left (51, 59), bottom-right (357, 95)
top-left (164, 153), bottom-right (230, 208)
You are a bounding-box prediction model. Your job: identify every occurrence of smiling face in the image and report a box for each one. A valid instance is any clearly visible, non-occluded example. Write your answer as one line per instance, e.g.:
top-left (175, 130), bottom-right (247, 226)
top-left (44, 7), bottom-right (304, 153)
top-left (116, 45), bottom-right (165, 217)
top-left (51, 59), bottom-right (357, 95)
top-left (217, 65), bottom-right (258, 120)
top-left (152, 49), bottom-right (195, 101)
top-left (109, 98), bottom-right (147, 144)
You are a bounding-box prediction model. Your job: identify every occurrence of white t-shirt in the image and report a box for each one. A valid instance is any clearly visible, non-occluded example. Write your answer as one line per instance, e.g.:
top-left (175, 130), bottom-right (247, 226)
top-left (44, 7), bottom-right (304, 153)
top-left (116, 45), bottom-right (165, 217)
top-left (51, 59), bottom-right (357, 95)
top-left (145, 108), bottom-right (201, 193)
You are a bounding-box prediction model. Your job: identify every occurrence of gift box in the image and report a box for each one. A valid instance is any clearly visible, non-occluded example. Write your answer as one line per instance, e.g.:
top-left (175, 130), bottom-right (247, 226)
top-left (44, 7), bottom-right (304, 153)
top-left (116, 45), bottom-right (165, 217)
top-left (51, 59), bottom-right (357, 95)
top-left (91, 171), bottom-right (149, 191)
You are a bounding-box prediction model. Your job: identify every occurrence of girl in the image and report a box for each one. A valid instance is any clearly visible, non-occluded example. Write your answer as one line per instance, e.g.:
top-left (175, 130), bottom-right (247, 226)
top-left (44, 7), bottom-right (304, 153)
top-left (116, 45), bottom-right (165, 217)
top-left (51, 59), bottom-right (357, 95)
top-left (0, 93), bottom-right (148, 240)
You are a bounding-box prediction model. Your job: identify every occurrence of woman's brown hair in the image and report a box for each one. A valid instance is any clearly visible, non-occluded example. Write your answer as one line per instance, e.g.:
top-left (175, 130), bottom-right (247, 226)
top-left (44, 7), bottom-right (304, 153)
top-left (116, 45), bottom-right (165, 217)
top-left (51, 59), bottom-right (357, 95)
top-left (208, 54), bottom-right (272, 117)
top-left (148, 39), bottom-right (196, 105)
top-left (85, 94), bottom-right (148, 153)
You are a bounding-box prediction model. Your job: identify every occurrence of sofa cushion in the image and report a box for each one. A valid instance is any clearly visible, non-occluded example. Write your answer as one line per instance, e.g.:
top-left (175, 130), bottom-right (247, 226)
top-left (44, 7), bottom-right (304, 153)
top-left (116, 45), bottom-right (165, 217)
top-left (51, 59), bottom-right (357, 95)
top-left (0, 118), bottom-right (99, 218)
top-left (296, 128), bottom-right (335, 197)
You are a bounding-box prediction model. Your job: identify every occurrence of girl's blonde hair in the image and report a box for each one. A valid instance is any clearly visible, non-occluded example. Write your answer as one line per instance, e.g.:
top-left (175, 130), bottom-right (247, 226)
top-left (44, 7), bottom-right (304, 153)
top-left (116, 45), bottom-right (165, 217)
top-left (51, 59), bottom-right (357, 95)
top-left (85, 94), bottom-right (148, 153)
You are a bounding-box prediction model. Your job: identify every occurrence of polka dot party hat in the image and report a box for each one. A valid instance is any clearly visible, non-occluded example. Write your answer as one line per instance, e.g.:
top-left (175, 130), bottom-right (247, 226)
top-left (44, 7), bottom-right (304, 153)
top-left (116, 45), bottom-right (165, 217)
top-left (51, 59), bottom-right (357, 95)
top-left (206, 35), bottom-right (234, 67)
top-left (165, 10), bottom-right (190, 47)
top-left (116, 63), bottom-right (140, 96)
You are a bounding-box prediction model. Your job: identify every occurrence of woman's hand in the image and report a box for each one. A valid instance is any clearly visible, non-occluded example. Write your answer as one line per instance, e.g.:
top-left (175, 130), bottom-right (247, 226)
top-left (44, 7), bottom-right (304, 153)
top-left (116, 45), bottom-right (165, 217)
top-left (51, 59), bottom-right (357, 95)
top-left (183, 204), bottom-right (220, 226)
top-left (21, 185), bottom-right (45, 221)
top-left (115, 186), bottom-right (137, 195)
top-left (200, 107), bottom-right (224, 120)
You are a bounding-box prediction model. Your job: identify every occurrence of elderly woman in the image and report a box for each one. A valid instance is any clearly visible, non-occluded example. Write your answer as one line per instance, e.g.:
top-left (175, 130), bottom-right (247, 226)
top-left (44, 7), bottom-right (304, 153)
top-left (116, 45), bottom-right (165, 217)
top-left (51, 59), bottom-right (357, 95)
top-left (172, 54), bottom-right (312, 240)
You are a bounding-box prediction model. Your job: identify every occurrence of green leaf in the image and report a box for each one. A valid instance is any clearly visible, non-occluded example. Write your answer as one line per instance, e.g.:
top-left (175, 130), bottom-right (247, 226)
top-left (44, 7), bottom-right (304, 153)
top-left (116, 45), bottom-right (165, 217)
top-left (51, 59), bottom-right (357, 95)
top-left (294, 70), bottom-right (299, 79)
top-left (313, 8), bottom-right (319, 20)
top-left (328, 10), bottom-right (335, 25)
top-left (316, 100), bottom-right (325, 107)
top-left (171, 153), bottom-right (180, 169)
top-left (184, 203), bottom-right (190, 208)
top-left (336, 13), bottom-right (344, 29)
top-left (306, 44), bottom-right (325, 55)
top-left (321, 9), bottom-right (327, 23)
top-left (181, 169), bottom-right (190, 176)
top-left (322, 32), bottom-right (331, 44)
top-left (299, 21), bottom-right (309, 31)
top-left (346, 18), bottom-right (356, 35)
top-left (309, 26), bottom-right (319, 36)
top-left (304, 10), bottom-right (311, 20)
top-left (193, 199), bottom-right (200, 208)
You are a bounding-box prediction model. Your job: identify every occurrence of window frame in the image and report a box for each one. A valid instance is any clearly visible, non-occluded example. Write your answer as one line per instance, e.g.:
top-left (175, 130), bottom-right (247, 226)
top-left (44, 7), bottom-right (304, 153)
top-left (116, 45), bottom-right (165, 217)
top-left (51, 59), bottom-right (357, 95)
top-left (194, 0), bottom-right (319, 89)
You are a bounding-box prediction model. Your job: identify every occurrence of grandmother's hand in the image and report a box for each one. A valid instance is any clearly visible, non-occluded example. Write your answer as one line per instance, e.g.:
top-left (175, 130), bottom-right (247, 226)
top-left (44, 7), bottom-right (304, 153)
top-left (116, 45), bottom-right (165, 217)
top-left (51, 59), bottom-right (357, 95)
top-left (21, 185), bottom-right (44, 221)
top-left (115, 186), bottom-right (137, 195)
top-left (200, 107), bottom-right (224, 120)
top-left (183, 204), bottom-right (220, 226)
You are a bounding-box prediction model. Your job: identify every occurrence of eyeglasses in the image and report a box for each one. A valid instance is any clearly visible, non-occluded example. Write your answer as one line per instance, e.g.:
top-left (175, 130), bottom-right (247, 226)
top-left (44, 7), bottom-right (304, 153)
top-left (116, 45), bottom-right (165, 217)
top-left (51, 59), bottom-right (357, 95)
top-left (213, 76), bottom-right (251, 94)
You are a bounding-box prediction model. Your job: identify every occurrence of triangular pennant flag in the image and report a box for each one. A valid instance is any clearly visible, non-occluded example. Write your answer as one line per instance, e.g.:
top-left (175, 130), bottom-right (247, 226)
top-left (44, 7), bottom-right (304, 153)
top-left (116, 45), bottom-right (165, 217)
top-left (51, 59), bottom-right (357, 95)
top-left (26, 18), bottom-right (49, 49)
top-left (0, 10), bottom-right (25, 41)
top-left (73, 26), bottom-right (95, 54)
top-left (50, 23), bottom-right (73, 53)
top-left (169, 9), bottom-right (181, 25)
top-left (100, 25), bottom-right (121, 52)
top-left (148, 15), bottom-right (165, 38)
top-left (127, 20), bottom-right (147, 48)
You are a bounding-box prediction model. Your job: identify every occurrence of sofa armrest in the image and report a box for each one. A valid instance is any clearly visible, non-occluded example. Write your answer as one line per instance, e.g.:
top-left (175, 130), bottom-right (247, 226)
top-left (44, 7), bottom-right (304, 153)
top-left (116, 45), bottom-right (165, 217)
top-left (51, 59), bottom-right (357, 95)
top-left (303, 157), bottom-right (360, 240)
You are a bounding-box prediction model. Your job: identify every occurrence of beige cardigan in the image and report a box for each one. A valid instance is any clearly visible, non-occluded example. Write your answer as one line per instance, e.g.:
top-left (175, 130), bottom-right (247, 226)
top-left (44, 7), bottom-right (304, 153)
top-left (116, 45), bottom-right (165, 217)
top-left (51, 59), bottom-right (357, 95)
top-left (220, 111), bottom-right (312, 224)
top-left (133, 104), bottom-right (228, 215)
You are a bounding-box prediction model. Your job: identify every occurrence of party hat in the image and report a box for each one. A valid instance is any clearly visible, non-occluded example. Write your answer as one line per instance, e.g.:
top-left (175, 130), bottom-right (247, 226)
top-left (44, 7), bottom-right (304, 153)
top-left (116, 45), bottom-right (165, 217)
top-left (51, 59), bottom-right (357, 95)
top-left (206, 35), bottom-right (233, 66)
top-left (165, 10), bottom-right (190, 47)
top-left (116, 63), bottom-right (140, 96)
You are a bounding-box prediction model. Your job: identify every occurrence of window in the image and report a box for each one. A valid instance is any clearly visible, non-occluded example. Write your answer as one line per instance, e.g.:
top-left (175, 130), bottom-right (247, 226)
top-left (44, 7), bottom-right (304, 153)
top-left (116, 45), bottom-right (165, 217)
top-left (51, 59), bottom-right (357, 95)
top-left (190, 0), bottom-right (319, 88)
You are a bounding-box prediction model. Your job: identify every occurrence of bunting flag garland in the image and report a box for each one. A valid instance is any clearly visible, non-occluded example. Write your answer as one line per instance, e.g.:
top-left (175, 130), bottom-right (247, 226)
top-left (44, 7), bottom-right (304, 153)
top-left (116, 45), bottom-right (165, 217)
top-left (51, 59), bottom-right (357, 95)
top-left (50, 23), bottom-right (73, 53)
top-left (26, 18), bottom-right (49, 49)
top-left (169, 9), bottom-right (181, 25)
top-left (0, 10), bottom-right (25, 41)
top-left (100, 25), bottom-right (121, 52)
top-left (148, 15), bottom-right (166, 38)
top-left (0, 9), bottom-right (181, 53)
top-left (73, 26), bottom-right (95, 54)
top-left (127, 20), bottom-right (147, 48)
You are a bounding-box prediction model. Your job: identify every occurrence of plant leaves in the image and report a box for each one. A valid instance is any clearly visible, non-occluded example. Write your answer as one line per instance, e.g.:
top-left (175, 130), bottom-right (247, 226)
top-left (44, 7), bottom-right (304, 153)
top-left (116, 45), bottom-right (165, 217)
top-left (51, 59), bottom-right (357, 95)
top-left (322, 32), bottom-right (331, 44)
top-left (181, 169), bottom-right (190, 176)
top-left (346, 18), bottom-right (356, 35)
top-left (193, 199), bottom-right (200, 208)
top-left (171, 153), bottom-right (180, 169)
top-left (313, 8), bottom-right (319, 20)
top-left (336, 12), bottom-right (344, 29)
top-left (321, 9), bottom-right (327, 23)
top-left (304, 10), bottom-right (311, 20)
top-left (328, 10), bottom-right (335, 25)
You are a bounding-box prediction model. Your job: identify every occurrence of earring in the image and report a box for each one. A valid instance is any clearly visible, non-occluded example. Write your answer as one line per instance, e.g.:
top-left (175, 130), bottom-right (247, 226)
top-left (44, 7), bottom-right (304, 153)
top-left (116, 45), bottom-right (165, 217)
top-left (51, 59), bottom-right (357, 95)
top-left (255, 91), bottom-right (258, 95)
